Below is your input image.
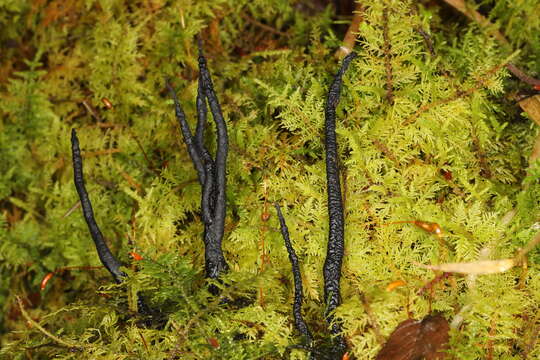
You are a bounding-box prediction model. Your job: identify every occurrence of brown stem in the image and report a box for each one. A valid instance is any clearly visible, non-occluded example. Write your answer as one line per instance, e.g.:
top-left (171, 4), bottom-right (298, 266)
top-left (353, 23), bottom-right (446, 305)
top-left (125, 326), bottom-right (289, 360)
top-left (506, 63), bottom-right (540, 87)
top-left (335, 2), bottom-right (364, 58)
top-left (240, 13), bottom-right (289, 37)
top-left (440, 0), bottom-right (508, 45)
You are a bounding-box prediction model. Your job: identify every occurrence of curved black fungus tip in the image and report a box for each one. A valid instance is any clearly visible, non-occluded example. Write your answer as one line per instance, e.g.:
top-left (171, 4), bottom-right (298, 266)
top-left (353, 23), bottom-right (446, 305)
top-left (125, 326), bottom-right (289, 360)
top-left (322, 51), bottom-right (357, 353)
top-left (196, 72), bottom-right (216, 226)
top-left (165, 80), bottom-right (206, 186)
top-left (168, 40), bottom-right (229, 286)
top-left (72, 129), bottom-right (155, 319)
top-left (71, 129), bottom-right (125, 284)
top-left (274, 203), bottom-right (313, 346)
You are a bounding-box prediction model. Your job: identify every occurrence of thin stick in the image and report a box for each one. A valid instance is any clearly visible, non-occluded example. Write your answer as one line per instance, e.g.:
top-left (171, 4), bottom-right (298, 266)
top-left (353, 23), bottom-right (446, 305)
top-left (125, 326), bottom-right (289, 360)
top-left (81, 99), bottom-right (101, 121)
top-left (403, 59), bottom-right (508, 125)
top-left (514, 232), bottom-right (540, 263)
top-left (335, 2), bottom-right (364, 58)
top-left (62, 201), bottom-right (81, 218)
top-left (440, 0), bottom-right (540, 88)
top-left (240, 13), bottom-right (289, 37)
top-left (41, 265), bottom-right (105, 291)
top-left (275, 203), bottom-right (313, 345)
top-left (506, 63), bottom-right (540, 87)
top-left (128, 130), bottom-right (162, 178)
top-left (71, 129), bottom-right (124, 283)
top-left (440, 0), bottom-right (508, 45)
top-left (360, 292), bottom-right (384, 344)
top-left (323, 51), bottom-right (357, 352)
top-left (16, 296), bottom-right (81, 350)
top-left (417, 272), bottom-right (451, 295)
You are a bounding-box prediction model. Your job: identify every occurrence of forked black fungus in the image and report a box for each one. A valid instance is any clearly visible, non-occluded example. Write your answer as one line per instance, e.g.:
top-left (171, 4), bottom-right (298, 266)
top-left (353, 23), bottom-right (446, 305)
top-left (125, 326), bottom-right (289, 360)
top-left (323, 51), bottom-right (357, 352)
top-left (71, 129), bottom-right (125, 284)
top-left (167, 41), bottom-right (229, 285)
top-left (275, 203), bottom-right (313, 346)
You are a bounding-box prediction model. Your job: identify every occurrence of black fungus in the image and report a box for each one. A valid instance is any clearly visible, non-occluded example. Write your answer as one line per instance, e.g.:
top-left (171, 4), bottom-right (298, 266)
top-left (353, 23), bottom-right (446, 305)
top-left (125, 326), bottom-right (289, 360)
top-left (167, 42), bottom-right (229, 284)
top-left (72, 129), bottom-right (156, 320)
top-left (275, 203), bottom-right (313, 346)
top-left (323, 51), bottom-right (357, 353)
top-left (71, 129), bottom-right (125, 284)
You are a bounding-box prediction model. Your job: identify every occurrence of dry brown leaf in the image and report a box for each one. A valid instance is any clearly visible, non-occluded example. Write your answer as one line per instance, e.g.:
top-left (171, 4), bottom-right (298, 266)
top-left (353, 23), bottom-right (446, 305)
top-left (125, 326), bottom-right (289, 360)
top-left (519, 95), bottom-right (540, 126)
top-left (417, 259), bottom-right (515, 274)
top-left (376, 315), bottom-right (450, 360)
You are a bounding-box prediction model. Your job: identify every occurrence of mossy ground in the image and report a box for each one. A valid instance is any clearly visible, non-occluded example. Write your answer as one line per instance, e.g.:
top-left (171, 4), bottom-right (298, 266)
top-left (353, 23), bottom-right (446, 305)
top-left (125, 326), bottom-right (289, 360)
top-left (1, 0), bottom-right (539, 359)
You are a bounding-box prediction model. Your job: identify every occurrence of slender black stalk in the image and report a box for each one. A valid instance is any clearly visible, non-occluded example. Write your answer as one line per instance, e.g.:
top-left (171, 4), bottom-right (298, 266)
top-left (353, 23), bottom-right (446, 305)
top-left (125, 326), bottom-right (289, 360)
top-left (71, 129), bottom-right (124, 283)
top-left (196, 72), bottom-right (216, 225)
top-left (195, 72), bottom-right (208, 153)
top-left (275, 203), bottom-right (313, 346)
top-left (165, 81), bottom-right (206, 186)
top-left (200, 157), bottom-right (216, 226)
top-left (72, 130), bottom-right (156, 320)
top-left (322, 52), bottom-right (356, 351)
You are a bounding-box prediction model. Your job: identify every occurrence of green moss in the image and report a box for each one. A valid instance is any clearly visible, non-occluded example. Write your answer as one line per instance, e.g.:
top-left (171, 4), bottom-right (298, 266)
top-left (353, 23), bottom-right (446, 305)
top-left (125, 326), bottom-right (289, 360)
top-left (1, 0), bottom-right (539, 358)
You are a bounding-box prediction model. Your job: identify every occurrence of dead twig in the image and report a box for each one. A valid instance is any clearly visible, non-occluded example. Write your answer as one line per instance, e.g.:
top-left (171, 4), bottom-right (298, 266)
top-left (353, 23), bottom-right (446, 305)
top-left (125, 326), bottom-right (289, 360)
top-left (16, 296), bottom-right (82, 350)
top-left (359, 292), bottom-right (385, 344)
top-left (240, 13), bottom-right (289, 38)
top-left (335, 2), bottom-right (364, 58)
top-left (506, 64), bottom-right (540, 87)
top-left (440, 0), bottom-right (508, 45)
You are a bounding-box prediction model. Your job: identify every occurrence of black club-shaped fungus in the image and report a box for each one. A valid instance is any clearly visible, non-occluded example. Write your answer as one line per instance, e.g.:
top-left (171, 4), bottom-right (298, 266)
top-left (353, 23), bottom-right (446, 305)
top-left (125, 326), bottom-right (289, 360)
top-left (275, 203), bottom-right (313, 346)
top-left (71, 129), bottom-right (125, 284)
top-left (323, 51), bottom-right (357, 352)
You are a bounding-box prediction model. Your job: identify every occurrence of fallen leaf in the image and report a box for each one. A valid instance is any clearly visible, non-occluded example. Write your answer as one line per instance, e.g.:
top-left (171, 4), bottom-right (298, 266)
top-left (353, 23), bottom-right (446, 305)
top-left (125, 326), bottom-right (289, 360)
top-left (376, 314), bottom-right (450, 360)
top-left (519, 95), bottom-right (540, 126)
top-left (417, 259), bottom-right (515, 275)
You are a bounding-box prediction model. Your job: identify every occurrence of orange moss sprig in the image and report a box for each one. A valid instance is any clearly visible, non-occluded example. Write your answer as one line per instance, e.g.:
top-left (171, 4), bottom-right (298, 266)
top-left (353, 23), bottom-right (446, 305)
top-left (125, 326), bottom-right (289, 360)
top-left (40, 266), bottom-right (105, 291)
